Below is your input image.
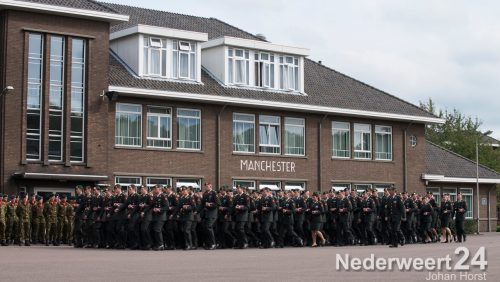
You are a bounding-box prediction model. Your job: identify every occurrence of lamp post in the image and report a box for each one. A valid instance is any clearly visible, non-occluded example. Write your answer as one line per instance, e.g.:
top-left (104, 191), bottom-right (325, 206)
top-left (476, 130), bottom-right (492, 234)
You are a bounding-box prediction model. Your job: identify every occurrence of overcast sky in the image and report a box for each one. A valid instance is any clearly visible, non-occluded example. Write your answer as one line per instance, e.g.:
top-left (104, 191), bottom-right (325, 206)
top-left (106, 0), bottom-right (500, 139)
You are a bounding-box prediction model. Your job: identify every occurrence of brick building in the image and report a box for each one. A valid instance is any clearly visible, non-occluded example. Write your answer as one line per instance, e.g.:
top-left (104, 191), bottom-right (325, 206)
top-left (0, 0), bottom-right (498, 230)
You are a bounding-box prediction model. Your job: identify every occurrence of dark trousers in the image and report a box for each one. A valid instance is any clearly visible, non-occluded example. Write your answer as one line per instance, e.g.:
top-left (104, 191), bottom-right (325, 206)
top-left (74, 216), bottom-right (84, 246)
top-left (114, 220), bottom-right (126, 247)
top-left (389, 216), bottom-right (404, 247)
top-left (218, 220), bottom-right (235, 248)
top-left (260, 221), bottom-right (273, 247)
top-left (151, 220), bottom-right (165, 247)
top-left (336, 216), bottom-right (352, 246)
top-left (278, 222), bottom-right (301, 246)
top-left (361, 214), bottom-right (375, 245)
top-left (140, 220), bottom-right (151, 248)
top-left (455, 219), bottom-right (466, 242)
top-left (179, 220), bottom-right (192, 248)
top-left (163, 219), bottom-right (176, 248)
top-left (235, 221), bottom-right (248, 247)
top-left (202, 218), bottom-right (217, 247)
top-left (294, 218), bottom-right (305, 241)
top-left (127, 216), bottom-right (140, 247)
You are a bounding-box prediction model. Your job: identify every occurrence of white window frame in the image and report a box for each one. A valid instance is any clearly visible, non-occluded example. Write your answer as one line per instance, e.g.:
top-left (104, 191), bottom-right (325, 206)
top-left (146, 177), bottom-right (172, 188)
top-left (254, 52), bottom-right (274, 88)
top-left (176, 178), bottom-right (201, 190)
top-left (284, 182), bottom-right (306, 191)
top-left (173, 40), bottom-right (197, 80)
top-left (354, 184), bottom-right (372, 193)
top-left (259, 115), bottom-right (281, 155)
top-left (373, 184), bottom-right (388, 197)
top-left (332, 183), bottom-right (351, 192)
top-left (354, 123), bottom-right (372, 159)
top-left (228, 48), bottom-right (250, 85)
top-left (143, 36), bottom-right (167, 77)
top-left (233, 113), bottom-right (255, 153)
top-left (375, 125), bottom-right (392, 160)
top-left (115, 103), bottom-right (142, 147)
top-left (442, 187), bottom-right (457, 203)
top-left (48, 35), bottom-right (65, 162)
top-left (284, 117), bottom-right (305, 156)
top-left (176, 108), bottom-right (201, 150)
top-left (332, 121), bottom-right (351, 158)
top-left (26, 33), bottom-right (44, 161)
top-left (115, 176), bottom-right (142, 192)
top-left (233, 180), bottom-right (256, 190)
top-left (259, 181), bottom-right (281, 191)
top-left (147, 106), bottom-right (172, 149)
top-left (460, 188), bottom-right (473, 219)
top-left (426, 187), bottom-right (441, 205)
top-left (70, 38), bottom-right (86, 163)
top-left (279, 55), bottom-right (299, 91)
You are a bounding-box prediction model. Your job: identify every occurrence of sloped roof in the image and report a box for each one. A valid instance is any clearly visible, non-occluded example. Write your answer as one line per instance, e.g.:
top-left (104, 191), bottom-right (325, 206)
top-left (15, 0), bottom-right (118, 13)
top-left (101, 2), bottom-right (263, 41)
top-left (425, 141), bottom-right (500, 179)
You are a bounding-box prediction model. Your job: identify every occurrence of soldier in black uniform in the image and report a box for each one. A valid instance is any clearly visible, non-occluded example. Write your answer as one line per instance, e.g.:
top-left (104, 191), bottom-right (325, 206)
top-left (440, 193), bottom-right (453, 243)
top-left (386, 186), bottom-right (406, 248)
top-left (326, 191), bottom-right (338, 245)
top-left (335, 190), bottom-right (352, 246)
top-left (360, 191), bottom-right (376, 245)
top-left (453, 193), bottom-right (467, 243)
top-left (100, 188), bottom-right (114, 248)
top-left (87, 187), bottom-right (103, 248)
top-left (292, 190), bottom-right (307, 244)
top-left (177, 186), bottom-right (195, 250)
top-left (120, 185), bottom-right (140, 249)
top-left (277, 191), bottom-right (303, 247)
top-left (151, 185), bottom-right (168, 251)
top-left (428, 192), bottom-right (439, 242)
top-left (217, 188), bottom-right (235, 248)
top-left (233, 185), bottom-right (251, 249)
top-left (379, 188), bottom-right (390, 245)
top-left (73, 186), bottom-right (85, 248)
top-left (308, 192), bottom-right (325, 247)
top-left (201, 183), bottom-right (219, 250)
top-left (137, 185), bottom-right (152, 250)
top-left (402, 192), bottom-right (417, 244)
top-left (420, 196), bottom-right (434, 243)
top-left (163, 185), bottom-right (178, 250)
top-left (257, 187), bottom-right (275, 248)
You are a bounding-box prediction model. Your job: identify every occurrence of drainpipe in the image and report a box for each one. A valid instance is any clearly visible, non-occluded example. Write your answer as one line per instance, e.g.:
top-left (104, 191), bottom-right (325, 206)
top-left (0, 12), bottom-right (8, 194)
top-left (216, 105), bottom-right (227, 189)
top-left (487, 185), bottom-right (495, 232)
top-left (403, 122), bottom-right (413, 192)
top-left (318, 114), bottom-right (328, 192)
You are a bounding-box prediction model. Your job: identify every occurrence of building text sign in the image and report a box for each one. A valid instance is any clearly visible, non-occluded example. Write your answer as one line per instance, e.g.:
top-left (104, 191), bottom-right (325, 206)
top-left (240, 160), bottom-right (296, 172)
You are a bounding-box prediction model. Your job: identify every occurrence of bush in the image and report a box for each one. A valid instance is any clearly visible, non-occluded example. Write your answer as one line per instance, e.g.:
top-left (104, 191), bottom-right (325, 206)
top-left (464, 219), bottom-right (478, 234)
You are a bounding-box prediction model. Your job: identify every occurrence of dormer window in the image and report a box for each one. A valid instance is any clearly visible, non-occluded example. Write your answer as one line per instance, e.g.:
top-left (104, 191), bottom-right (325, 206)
top-left (143, 36), bottom-right (167, 77)
top-left (279, 56), bottom-right (299, 91)
top-left (228, 48), bottom-right (249, 85)
top-left (172, 40), bottom-right (196, 80)
top-left (254, 52), bottom-right (274, 88)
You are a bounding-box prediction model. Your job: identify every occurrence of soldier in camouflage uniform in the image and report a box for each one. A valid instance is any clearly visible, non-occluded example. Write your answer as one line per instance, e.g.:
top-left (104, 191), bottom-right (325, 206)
top-left (6, 195), bottom-right (19, 245)
top-left (66, 196), bottom-right (75, 246)
top-left (44, 194), bottom-right (59, 246)
top-left (57, 195), bottom-right (70, 244)
top-left (32, 195), bottom-right (45, 244)
top-left (0, 194), bottom-right (7, 246)
top-left (16, 192), bottom-right (32, 246)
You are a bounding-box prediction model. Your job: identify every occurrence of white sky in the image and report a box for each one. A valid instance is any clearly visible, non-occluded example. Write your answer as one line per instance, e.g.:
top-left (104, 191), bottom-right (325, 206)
top-left (105, 0), bottom-right (500, 139)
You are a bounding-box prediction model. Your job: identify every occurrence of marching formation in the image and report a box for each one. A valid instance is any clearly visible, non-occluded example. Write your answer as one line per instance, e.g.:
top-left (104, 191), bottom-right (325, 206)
top-left (0, 184), bottom-right (468, 250)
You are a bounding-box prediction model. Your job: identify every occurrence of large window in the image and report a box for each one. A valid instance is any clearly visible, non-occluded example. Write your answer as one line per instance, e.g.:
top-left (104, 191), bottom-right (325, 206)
top-left (375, 125), bottom-right (392, 160)
top-left (48, 36), bottom-right (65, 161)
top-left (279, 55), bottom-right (299, 91)
top-left (233, 113), bottom-right (255, 153)
top-left (284, 182), bottom-right (306, 191)
top-left (460, 188), bottom-right (473, 219)
top-left (354, 123), bottom-right (372, 159)
top-left (442, 188), bottom-right (457, 202)
top-left (177, 108), bottom-right (201, 150)
top-left (233, 180), bottom-right (256, 190)
top-left (172, 40), bottom-right (196, 80)
top-left (176, 178), bottom-right (201, 190)
top-left (147, 106), bottom-right (172, 148)
top-left (259, 115), bottom-right (280, 154)
top-left (354, 184), bottom-right (372, 193)
top-left (254, 52), bottom-right (274, 88)
top-left (115, 103), bottom-right (142, 146)
top-left (115, 176), bottom-right (142, 192)
top-left (146, 177), bottom-right (172, 189)
top-left (70, 38), bottom-right (86, 162)
top-left (284, 117), bottom-right (305, 155)
top-left (26, 33), bottom-right (43, 161)
top-left (332, 122), bottom-right (351, 158)
top-left (228, 48), bottom-right (249, 85)
top-left (259, 181), bottom-right (281, 191)
top-left (143, 37), bottom-right (167, 77)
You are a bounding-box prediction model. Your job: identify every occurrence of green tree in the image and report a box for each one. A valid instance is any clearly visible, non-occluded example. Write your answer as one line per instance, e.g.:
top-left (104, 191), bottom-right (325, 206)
top-left (420, 98), bottom-right (500, 172)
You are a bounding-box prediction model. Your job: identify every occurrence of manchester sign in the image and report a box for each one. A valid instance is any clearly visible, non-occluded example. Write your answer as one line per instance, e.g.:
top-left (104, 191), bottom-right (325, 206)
top-left (240, 160), bottom-right (296, 173)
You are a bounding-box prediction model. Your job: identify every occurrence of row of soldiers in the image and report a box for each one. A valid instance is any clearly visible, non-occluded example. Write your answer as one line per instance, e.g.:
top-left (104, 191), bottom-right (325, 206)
top-left (0, 183), bottom-right (468, 250)
top-left (0, 192), bottom-right (74, 246)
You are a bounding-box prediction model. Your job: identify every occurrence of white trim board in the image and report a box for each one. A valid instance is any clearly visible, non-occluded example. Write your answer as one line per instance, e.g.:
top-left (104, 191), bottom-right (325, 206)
top-left (422, 174), bottom-right (500, 184)
top-left (108, 85), bottom-right (445, 124)
top-left (110, 24), bottom-right (208, 42)
top-left (0, 0), bottom-right (129, 23)
top-left (201, 36), bottom-right (310, 56)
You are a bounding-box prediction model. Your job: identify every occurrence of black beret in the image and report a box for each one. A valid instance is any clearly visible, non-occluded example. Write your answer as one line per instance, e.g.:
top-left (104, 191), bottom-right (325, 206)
top-left (19, 192), bottom-right (26, 199)
top-left (8, 195), bottom-right (15, 200)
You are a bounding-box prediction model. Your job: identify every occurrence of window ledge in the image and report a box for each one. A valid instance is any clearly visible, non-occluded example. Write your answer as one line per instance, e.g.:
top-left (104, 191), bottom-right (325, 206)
top-left (232, 152), bottom-right (308, 159)
top-left (114, 146), bottom-right (204, 154)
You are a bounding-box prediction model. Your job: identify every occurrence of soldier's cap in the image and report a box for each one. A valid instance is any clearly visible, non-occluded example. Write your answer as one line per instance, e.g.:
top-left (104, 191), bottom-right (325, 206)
top-left (35, 195), bottom-right (42, 201)
top-left (69, 196), bottom-right (76, 201)
top-left (343, 188), bottom-right (349, 192)
top-left (61, 194), bottom-right (67, 199)
top-left (8, 195), bottom-right (15, 200)
top-left (262, 187), bottom-right (270, 191)
top-left (387, 186), bottom-right (396, 190)
top-left (3, 194), bottom-right (8, 198)
top-left (75, 185), bottom-right (83, 190)
top-left (19, 191), bottom-right (26, 199)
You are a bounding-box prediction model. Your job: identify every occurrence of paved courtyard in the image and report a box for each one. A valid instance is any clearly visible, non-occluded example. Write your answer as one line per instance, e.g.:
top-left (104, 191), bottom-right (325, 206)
top-left (0, 233), bottom-right (498, 282)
